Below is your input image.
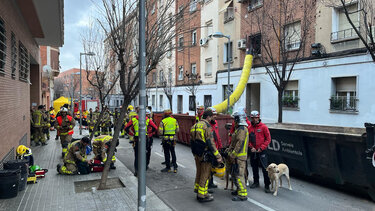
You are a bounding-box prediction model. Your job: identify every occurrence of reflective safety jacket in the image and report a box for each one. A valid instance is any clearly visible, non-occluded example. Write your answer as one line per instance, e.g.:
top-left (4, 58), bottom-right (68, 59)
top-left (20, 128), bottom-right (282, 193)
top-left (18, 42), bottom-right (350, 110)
top-left (228, 125), bottom-right (249, 161)
top-left (32, 110), bottom-right (44, 128)
top-left (190, 119), bottom-right (221, 159)
top-left (49, 110), bottom-right (56, 119)
top-left (92, 135), bottom-right (112, 161)
top-left (55, 115), bottom-right (75, 135)
top-left (125, 116), bottom-right (157, 137)
top-left (158, 116), bottom-right (179, 140)
top-left (64, 140), bottom-right (87, 164)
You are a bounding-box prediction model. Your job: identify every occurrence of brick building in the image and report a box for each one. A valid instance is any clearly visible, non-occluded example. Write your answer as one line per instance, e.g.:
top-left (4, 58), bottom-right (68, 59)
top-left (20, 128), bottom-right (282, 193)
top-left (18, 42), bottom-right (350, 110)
top-left (0, 0), bottom-right (64, 166)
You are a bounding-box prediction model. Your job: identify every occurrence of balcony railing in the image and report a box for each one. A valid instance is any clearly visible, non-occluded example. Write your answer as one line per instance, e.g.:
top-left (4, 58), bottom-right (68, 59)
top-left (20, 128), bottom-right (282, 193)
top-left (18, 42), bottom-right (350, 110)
top-left (282, 96), bottom-right (299, 108)
top-left (331, 27), bottom-right (360, 42)
top-left (330, 96), bottom-right (358, 111)
top-left (224, 7), bottom-right (234, 23)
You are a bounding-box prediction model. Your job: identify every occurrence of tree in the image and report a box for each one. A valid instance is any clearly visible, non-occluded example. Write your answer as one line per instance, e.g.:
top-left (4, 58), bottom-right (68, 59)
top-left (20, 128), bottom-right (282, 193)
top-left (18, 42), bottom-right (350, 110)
top-left (95, 0), bottom-right (196, 189)
top-left (242, 0), bottom-right (315, 123)
top-left (321, 0), bottom-right (375, 61)
top-left (160, 68), bottom-right (175, 110)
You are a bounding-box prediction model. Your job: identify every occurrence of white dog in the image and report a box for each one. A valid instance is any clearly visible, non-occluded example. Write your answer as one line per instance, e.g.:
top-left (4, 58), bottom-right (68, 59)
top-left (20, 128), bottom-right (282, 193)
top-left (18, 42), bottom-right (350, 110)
top-left (266, 163), bottom-right (292, 196)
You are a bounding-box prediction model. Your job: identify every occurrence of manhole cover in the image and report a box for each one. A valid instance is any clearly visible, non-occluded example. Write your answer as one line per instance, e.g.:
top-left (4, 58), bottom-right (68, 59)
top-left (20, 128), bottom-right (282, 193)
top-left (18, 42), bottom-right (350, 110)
top-left (74, 177), bottom-right (125, 193)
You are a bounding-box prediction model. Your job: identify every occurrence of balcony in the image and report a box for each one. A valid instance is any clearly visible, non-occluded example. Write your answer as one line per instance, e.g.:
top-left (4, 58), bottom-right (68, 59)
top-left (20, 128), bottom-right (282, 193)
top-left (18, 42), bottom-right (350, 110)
top-left (331, 27), bottom-right (360, 43)
top-left (224, 7), bottom-right (234, 24)
top-left (330, 96), bottom-right (358, 112)
top-left (282, 96), bottom-right (299, 108)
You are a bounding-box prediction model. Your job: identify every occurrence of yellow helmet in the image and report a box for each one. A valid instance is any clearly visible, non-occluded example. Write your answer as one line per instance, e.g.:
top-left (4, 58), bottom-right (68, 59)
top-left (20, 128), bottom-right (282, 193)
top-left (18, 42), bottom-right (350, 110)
top-left (17, 145), bottom-right (28, 155)
top-left (127, 105), bottom-right (134, 111)
top-left (212, 163), bottom-right (225, 179)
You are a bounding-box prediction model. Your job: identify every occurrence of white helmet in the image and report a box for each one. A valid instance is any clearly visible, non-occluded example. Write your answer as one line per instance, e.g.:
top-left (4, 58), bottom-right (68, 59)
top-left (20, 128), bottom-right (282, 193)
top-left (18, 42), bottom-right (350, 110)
top-left (146, 109), bottom-right (151, 115)
top-left (60, 107), bottom-right (68, 112)
top-left (233, 108), bottom-right (247, 126)
top-left (250, 110), bottom-right (260, 118)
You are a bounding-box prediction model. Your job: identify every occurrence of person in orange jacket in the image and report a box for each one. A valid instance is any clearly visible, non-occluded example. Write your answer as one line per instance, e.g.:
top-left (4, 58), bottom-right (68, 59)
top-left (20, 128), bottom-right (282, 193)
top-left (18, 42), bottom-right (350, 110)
top-left (125, 113), bottom-right (157, 176)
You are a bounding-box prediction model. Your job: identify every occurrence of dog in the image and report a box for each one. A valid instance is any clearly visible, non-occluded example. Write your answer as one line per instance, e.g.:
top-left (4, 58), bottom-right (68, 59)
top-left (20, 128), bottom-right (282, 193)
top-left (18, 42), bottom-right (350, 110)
top-left (266, 163), bottom-right (292, 196)
top-left (219, 147), bottom-right (234, 190)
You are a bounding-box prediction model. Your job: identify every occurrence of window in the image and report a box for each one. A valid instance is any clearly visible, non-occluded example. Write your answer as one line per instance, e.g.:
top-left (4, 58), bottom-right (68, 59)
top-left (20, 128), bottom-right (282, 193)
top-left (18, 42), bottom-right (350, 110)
top-left (168, 68), bottom-right (173, 82)
top-left (152, 95), bottom-right (155, 106)
top-left (330, 77), bottom-right (358, 112)
top-left (191, 63), bottom-right (196, 75)
top-left (152, 72), bottom-right (156, 83)
top-left (190, 0), bottom-right (197, 13)
top-left (224, 7), bottom-right (234, 23)
top-left (178, 66), bottom-right (184, 80)
top-left (177, 95), bottom-right (183, 113)
top-left (178, 36), bottom-right (184, 50)
top-left (223, 85), bottom-right (233, 101)
top-left (248, 0), bottom-right (263, 11)
top-left (284, 21), bottom-right (301, 51)
top-left (192, 30), bottom-right (197, 46)
top-left (159, 95), bottom-right (163, 108)
top-left (189, 95), bottom-right (196, 111)
top-left (206, 20), bottom-right (213, 38)
top-left (204, 95), bottom-right (212, 108)
top-left (205, 58), bottom-right (212, 76)
top-left (282, 81), bottom-right (299, 108)
top-left (223, 42), bottom-right (233, 63)
top-left (19, 42), bottom-right (29, 82)
top-left (249, 34), bottom-right (261, 55)
top-left (159, 70), bottom-right (164, 84)
top-left (11, 32), bottom-right (16, 79)
top-left (331, 3), bottom-right (359, 41)
top-left (0, 18), bottom-right (6, 74)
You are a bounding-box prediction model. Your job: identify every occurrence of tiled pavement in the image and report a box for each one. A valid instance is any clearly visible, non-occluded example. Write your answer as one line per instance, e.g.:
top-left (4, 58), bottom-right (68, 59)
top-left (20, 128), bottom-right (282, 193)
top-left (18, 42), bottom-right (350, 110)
top-left (0, 128), bottom-right (171, 211)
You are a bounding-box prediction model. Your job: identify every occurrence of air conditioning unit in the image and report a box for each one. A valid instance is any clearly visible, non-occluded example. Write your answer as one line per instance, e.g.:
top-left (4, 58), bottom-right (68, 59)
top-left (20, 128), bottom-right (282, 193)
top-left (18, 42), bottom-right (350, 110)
top-left (312, 50), bottom-right (321, 56)
top-left (200, 38), bottom-right (208, 47)
top-left (237, 39), bottom-right (246, 49)
top-left (311, 43), bottom-right (322, 49)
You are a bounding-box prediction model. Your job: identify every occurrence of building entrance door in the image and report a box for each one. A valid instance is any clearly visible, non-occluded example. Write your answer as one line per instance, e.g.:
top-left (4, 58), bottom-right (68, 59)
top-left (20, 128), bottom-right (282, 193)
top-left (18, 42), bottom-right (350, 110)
top-left (246, 83), bottom-right (260, 114)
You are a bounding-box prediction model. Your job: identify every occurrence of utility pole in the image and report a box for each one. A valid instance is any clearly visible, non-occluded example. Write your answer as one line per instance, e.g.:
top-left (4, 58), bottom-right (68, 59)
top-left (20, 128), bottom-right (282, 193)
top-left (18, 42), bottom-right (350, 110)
top-left (138, 0), bottom-right (147, 210)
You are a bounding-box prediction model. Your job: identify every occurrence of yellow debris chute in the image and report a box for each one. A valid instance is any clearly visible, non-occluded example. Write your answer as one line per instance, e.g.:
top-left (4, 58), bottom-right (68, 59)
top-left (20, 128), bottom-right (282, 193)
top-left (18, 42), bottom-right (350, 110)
top-left (213, 54), bottom-right (253, 113)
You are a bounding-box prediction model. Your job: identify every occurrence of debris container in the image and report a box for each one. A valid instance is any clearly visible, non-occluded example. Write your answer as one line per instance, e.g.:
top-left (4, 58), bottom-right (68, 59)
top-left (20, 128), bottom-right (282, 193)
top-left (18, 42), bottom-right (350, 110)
top-left (0, 169), bottom-right (20, 199)
top-left (4, 160), bottom-right (29, 191)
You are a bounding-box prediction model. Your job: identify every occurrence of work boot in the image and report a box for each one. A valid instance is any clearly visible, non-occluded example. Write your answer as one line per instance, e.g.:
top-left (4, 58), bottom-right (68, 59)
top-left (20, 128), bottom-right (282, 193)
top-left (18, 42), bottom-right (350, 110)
top-left (161, 161), bottom-right (166, 165)
top-left (173, 167), bottom-right (177, 173)
top-left (110, 163), bottom-right (116, 170)
top-left (42, 142), bottom-right (48, 146)
top-left (208, 189), bottom-right (214, 194)
top-left (231, 190), bottom-right (238, 196)
top-left (264, 186), bottom-right (272, 193)
top-left (250, 183), bottom-right (259, 189)
top-left (160, 168), bottom-right (172, 173)
top-left (197, 195), bottom-right (214, 203)
top-left (208, 183), bottom-right (217, 189)
top-left (232, 196), bottom-right (247, 201)
top-left (35, 142), bottom-right (41, 146)
top-left (56, 164), bottom-right (61, 174)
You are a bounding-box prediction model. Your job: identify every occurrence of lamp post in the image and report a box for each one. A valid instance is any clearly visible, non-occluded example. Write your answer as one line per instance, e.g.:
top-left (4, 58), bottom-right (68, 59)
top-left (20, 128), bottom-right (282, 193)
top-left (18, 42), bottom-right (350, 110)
top-left (211, 32), bottom-right (231, 114)
top-left (79, 52), bottom-right (95, 135)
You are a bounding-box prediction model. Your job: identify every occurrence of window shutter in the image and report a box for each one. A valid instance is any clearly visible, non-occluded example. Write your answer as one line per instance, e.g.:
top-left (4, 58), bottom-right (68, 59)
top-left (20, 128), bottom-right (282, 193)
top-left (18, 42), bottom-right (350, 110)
top-left (336, 77), bottom-right (356, 92)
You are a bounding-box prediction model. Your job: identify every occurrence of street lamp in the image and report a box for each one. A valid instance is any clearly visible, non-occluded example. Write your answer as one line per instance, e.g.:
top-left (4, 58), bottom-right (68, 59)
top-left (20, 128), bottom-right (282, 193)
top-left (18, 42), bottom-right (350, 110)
top-left (211, 32), bottom-right (231, 114)
top-left (71, 72), bottom-right (80, 115)
top-left (80, 52), bottom-right (95, 135)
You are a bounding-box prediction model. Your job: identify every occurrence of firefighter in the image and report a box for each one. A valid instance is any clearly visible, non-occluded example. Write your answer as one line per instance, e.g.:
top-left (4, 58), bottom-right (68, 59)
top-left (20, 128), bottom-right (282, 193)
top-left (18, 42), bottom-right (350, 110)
top-left (125, 112), bottom-right (157, 176)
top-left (159, 109), bottom-right (179, 173)
top-left (42, 105), bottom-right (51, 141)
top-left (248, 110), bottom-right (271, 193)
top-left (87, 108), bottom-right (94, 135)
top-left (57, 137), bottom-right (91, 175)
top-left (82, 109), bottom-right (88, 129)
top-left (195, 105), bottom-right (204, 122)
top-left (146, 109), bottom-right (155, 170)
top-left (207, 107), bottom-right (223, 189)
top-left (126, 105), bottom-right (138, 142)
top-left (92, 107), bottom-right (101, 136)
top-left (55, 107), bottom-right (76, 157)
top-left (113, 108), bottom-right (121, 136)
top-left (49, 107), bottom-right (56, 131)
top-left (101, 107), bottom-right (112, 136)
top-left (32, 105), bottom-right (46, 146)
top-left (55, 104), bottom-right (72, 140)
top-left (190, 109), bottom-right (222, 203)
top-left (226, 109), bottom-right (249, 201)
top-left (92, 135), bottom-right (117, 169)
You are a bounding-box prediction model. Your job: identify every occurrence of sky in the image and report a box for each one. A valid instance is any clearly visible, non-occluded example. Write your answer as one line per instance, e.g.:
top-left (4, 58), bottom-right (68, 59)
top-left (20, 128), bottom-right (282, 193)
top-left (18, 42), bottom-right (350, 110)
top-left (60, 0), bottom-right (96, 72)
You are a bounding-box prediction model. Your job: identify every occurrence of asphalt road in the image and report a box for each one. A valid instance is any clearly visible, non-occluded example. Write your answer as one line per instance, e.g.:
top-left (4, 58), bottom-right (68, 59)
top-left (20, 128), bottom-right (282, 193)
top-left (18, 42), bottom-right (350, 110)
top-left (116, 137), bottom-right (375, 211)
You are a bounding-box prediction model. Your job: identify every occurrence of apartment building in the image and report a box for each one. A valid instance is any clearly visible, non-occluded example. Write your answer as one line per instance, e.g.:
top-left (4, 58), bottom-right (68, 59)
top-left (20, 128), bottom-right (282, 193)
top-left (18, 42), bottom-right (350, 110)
top-left (0, 0), bottom-right (64, 166)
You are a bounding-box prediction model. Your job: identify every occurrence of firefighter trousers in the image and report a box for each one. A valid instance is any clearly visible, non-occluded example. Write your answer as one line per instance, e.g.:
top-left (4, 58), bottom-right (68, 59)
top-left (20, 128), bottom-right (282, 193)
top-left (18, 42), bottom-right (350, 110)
top-left (234, 159), bottom-right (247, 198)
top-left (194, 155), bottom-right (212, 199)
top-left (60, 134), bottom-right (72, 155)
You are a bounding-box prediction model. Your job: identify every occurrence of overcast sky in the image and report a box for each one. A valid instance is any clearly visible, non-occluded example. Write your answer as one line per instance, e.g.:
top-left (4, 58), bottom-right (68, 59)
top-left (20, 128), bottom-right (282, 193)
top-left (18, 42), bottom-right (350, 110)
top-left (60, 0), bottom-right (96, 72)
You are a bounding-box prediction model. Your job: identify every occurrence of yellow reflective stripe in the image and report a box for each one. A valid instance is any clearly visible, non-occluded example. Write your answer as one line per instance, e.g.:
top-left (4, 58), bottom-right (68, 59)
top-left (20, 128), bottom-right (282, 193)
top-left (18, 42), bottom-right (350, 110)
top-left (111, 156), bottom-right (116, 161)
top-left (66, 160), bottom-right (75, 164)
top-left (233, 130), bottom-right (249, 157)
top-left (213, 150), bottom-right (219, 156)
top-left (190, 128), bottom-right (206, 143)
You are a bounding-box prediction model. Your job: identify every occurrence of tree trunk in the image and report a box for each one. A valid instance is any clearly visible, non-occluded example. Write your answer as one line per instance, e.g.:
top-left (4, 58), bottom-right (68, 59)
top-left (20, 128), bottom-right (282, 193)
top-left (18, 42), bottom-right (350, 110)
top-left (167, 95), bottom-right (172, 111)
top-left (278, 90), bottom-right (283, 123)
top-left (98, 102), bottom-right (129, 190)
top-left (89, 110), bottom-right (105, 141)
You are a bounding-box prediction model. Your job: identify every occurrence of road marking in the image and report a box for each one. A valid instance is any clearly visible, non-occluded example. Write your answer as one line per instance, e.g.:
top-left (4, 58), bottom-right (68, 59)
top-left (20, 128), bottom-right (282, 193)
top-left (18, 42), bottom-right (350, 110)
top-left (154, 152), bottom-right (186, 168)
top-left (247, 197), bottom-right (276, 211)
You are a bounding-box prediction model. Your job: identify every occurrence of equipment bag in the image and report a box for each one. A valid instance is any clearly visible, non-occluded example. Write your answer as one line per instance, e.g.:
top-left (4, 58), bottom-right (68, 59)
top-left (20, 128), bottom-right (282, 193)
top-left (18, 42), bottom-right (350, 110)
top-left (191, 140), bottom-right (206, 156)
top-left (77, 161), bottom-right (91, 175)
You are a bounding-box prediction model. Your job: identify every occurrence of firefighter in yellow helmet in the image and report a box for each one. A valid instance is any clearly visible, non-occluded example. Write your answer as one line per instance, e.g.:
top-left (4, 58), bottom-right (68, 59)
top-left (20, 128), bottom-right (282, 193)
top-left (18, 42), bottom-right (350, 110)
top-left (16, 145), bottom-right (34, 166)
top-left (92, 135), bottom-right (117, 169)
top-left (190, 109), bottom-right (222, 202)
top-left (158, 109), bottom-right (179, 173)
top-left (57, 137), bottom-right (90, 175)
top-left (226, 109), bottom-right (249, 201)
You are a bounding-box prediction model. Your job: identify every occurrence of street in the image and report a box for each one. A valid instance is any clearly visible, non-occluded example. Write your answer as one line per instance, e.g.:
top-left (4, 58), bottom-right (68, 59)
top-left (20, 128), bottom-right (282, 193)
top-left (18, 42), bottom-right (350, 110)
top-left (116, 136), bottom-right (374, 211)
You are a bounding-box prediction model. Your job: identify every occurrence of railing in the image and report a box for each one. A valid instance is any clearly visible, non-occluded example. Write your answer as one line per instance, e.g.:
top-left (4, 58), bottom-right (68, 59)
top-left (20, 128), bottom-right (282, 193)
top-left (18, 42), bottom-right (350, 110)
top-left (330, 96), bottom-right (358, 111)
top-left (331, 27), bottom-right (360, 42)
top-left (285, 41), bottom-right (301, 51)
top-left (224, 7), bottom-right (234, 23)
top-left (282, 96), bottom-right (299, 108)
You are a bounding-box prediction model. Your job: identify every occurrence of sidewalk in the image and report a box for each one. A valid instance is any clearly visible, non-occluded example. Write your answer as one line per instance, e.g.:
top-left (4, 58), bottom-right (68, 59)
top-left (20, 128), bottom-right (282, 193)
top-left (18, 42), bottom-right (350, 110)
top-left (0, 128), bottom-right (171, 211)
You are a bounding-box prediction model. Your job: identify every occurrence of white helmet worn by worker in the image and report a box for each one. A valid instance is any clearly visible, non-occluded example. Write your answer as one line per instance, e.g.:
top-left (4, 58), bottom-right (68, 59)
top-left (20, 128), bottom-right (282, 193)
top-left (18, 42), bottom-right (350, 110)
top-left (146, 109), bottom-right (151, 115)
top-left (250, 110), bottom-right (260, 118)
top-left (233, 108), bottom-right (247, 126)
top-left (60, 107), bottom-right (68, 112)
